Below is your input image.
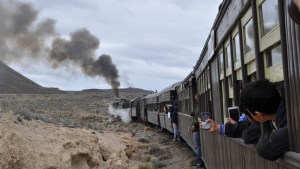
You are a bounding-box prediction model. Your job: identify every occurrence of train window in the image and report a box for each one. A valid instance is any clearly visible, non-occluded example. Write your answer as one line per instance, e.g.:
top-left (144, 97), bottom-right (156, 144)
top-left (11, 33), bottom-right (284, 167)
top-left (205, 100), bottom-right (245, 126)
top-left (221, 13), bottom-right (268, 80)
top-left (247, 73), bottom-right (257, 82)
top-left (257, 0), bottom-right (280, 51)
top-left (218, 49), bottom-right (224, 79)
top-left (233, 33), bottom-right (241, 64)
top-left (242, 9), bottom-right (256, 76)
top-left (219, 52), bottom-right (224, 72)
top-left (259, 0), bottom-right (279, 36)
top-left (228, 75), bottom-right (234, 104)
top-left (264, 43), bottom-right (283, 82)
top-left (243, 19), bottom-right (254, 54)
top-left (225, 41), bottom-right (232, 89)
top-left (256, 0), bottom-right (282, 82)
top-left (225, 43), bottom-right (232, 69)
top-left (266, 44), bottom-right (282, 67)
top-left (221, 80), bottom-right (226, 122)
top-left (232, 26), bottom-right (243, 82)
top-left (207, 68), bottom-right (211, 89)
top-left (228, 75), bottom-right (233, 88)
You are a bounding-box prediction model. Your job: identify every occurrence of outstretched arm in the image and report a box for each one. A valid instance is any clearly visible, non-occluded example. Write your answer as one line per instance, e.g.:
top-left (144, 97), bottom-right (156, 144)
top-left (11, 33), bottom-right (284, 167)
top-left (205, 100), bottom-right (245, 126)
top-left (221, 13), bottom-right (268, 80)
top-left (205, 119), bottom-right (221, 133)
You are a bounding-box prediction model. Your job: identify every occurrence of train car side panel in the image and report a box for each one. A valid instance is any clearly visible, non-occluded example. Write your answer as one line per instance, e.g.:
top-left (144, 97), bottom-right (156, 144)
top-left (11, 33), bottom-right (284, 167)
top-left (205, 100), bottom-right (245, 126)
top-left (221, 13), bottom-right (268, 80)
top-left (178, 113), bottom-right (195, 151)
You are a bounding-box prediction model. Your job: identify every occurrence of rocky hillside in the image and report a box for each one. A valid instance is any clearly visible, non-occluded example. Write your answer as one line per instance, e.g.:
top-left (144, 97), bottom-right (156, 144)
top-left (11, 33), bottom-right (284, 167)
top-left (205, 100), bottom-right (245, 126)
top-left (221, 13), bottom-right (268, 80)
top-left (0, 61), bottom-right (62, 94)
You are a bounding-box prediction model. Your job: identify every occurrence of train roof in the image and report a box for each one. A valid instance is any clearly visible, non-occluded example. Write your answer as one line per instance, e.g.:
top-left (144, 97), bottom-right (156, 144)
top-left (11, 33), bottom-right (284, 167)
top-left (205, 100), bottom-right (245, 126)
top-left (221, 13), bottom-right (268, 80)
top-left (145, 92), bottom-right (160, 99)
top-left (159, 81), bottom-right (181, 93)
top-left (130, 97), bottom-right (140, 102)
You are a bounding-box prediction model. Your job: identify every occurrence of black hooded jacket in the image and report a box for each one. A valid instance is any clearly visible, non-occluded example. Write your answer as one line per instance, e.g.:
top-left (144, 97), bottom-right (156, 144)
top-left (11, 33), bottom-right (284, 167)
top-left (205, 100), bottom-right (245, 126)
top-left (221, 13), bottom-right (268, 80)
top-left (256, 102), bottom-right (289, 161)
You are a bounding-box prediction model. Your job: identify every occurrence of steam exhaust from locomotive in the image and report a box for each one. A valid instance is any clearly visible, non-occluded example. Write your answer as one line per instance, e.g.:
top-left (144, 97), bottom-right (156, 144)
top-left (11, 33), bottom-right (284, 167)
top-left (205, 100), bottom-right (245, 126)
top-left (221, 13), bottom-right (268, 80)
top-left (0, 0), bottom-right (120, 96)
top-left (108, 104), bottom-right (131, 124)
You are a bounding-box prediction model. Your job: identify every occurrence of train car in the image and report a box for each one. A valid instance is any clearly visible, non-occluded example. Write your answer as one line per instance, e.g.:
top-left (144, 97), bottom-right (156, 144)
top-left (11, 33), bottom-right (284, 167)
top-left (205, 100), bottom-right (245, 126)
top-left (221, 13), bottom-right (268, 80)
top-left (193, 0), bottom-right (300, 168)
top-left (158, 82), bottom-right (181, 133)
top-left (145, 92), bottom-right (160, 125)
top-left (129, 97), bottom-right (140, 121)
top-left (114, 1), bottom-right (300, 168)
top-left (176, 72), bottom-right (198, 151)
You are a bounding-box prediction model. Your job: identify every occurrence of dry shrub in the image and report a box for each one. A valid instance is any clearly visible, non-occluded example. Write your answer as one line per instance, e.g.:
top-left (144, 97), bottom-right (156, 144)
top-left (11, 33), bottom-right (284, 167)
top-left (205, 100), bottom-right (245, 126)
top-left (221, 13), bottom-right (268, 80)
top-left (153, 161), bottom-right (167, 168)
top-left (144, 126), bottom-right (151, 131)
top-left (138, 137), bottom-right (150, 143)
top-left (147, 144), bottom-right (163, 156)
top-left (138, 162), bottom-right (154, 169)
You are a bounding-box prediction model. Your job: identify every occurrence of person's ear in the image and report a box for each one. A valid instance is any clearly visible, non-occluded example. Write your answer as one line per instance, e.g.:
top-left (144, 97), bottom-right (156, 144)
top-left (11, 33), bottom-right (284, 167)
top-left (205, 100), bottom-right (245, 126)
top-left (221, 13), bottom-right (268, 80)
top-left (253, 111), bottom-right (264, 121)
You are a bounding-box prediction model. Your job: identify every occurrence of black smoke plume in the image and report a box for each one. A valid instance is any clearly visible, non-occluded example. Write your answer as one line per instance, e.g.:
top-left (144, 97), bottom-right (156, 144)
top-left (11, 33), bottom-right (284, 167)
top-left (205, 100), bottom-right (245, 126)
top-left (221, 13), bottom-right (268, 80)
top-left (0, 0), bottom-right (120, 96)
top-left (50, 29), bottom-right (120, 96)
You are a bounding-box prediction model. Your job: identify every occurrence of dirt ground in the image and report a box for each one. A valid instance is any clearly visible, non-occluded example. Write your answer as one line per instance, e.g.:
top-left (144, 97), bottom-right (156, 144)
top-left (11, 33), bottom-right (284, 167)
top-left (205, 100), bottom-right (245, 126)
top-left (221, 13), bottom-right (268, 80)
top-left (0, 92), bottom-right (203, 169)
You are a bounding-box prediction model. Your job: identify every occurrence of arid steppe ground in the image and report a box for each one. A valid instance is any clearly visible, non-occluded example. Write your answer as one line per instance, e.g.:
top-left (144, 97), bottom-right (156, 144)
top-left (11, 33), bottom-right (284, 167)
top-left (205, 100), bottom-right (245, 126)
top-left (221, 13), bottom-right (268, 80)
top-left (0, 91), bottom-right (201, 169)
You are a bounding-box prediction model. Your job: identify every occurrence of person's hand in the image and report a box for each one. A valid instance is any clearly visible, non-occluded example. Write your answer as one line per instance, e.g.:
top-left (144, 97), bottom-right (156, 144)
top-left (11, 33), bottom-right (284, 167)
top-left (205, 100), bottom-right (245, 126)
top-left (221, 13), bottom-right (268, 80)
top-left (206, 119), bottom-right (220, 133)
top-left (227, 117), bottom-right (237, 124)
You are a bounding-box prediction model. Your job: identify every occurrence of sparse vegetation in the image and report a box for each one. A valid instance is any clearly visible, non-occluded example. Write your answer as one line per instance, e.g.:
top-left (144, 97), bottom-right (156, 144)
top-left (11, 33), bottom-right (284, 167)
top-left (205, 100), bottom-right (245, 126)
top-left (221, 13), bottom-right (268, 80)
top-left (147, 144), bottom-right (163, 156)
top-left (0, 90), bottom-right (196, 169)
top-left (0, 91), bottom-right (150, 132)
top-left (138, 162), bottom-right (154, 169)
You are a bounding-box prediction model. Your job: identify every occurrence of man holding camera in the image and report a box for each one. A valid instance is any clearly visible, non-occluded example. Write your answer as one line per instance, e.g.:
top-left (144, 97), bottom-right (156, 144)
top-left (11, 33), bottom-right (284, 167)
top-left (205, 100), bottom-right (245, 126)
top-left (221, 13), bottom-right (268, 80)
top-left (191, 95), bottom-right (205, 168)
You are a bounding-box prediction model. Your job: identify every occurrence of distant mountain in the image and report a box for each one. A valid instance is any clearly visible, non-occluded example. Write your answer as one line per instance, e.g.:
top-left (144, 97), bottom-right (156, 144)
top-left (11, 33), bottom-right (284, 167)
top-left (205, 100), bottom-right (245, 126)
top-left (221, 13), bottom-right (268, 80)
top-left (0, 61), bottom-right (62, 94)
top-left (82, 87), bottom-right (153, 94)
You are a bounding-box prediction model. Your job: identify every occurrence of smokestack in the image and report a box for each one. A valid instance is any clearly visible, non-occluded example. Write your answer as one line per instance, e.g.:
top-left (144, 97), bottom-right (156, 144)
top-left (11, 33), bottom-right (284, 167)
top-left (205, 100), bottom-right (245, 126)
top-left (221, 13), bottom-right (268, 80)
top-left (0, 0), bottom-right (120, 95)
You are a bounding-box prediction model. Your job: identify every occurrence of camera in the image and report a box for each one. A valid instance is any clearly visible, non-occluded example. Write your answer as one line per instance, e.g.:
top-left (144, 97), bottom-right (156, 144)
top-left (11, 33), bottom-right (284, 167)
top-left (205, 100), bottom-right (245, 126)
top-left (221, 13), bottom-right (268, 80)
top-left (228, 106), bottom-right (239, 122)
top-left (200, 112), bottom-right (211, 130)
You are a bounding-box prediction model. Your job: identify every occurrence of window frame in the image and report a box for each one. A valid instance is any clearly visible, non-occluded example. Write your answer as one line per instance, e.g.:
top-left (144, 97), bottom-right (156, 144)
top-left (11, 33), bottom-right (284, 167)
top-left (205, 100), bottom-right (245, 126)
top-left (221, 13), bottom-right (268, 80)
top-left (241, 8), bottom-right (256, 76)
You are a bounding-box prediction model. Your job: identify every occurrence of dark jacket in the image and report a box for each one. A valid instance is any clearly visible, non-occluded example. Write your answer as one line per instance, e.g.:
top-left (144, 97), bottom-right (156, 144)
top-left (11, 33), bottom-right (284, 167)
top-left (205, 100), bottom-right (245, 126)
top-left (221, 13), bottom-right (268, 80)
top-left (171, 99), bottom-right (178, 124)
top-left (191, 103), bottom-right (200, 132)
top-left (225, 120), bottom-right (248, 138)
top-left (192, 120), bottom-right (200, 132)
top-left (223, 115), bottom-right (261, 144)
top-left (171, 110), bottom-right (178, 124)
top-left (242, 122), bottom-right (261, 144)
top-left (256, 102), bottom-right (289, 161)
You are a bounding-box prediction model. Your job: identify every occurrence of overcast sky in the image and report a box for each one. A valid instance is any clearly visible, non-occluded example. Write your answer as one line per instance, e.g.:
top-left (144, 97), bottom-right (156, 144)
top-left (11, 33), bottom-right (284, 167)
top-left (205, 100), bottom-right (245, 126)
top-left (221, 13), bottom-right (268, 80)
top-left (5, 0), bottom-right (222, 92)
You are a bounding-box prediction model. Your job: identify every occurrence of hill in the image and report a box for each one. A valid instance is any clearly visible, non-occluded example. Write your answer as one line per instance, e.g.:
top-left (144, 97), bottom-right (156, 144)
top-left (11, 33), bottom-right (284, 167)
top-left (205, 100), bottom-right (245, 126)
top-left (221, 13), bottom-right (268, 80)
top-left (0, 61), bottom-right (62, 94)
top-left (81, 87), bottom-right (153, 94)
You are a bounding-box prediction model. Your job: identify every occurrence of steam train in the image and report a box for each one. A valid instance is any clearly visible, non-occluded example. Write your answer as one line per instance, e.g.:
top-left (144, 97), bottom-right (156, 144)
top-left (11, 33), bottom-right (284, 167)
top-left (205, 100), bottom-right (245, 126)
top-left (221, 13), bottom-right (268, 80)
top-left (113, 0), bottom-right (300, 168)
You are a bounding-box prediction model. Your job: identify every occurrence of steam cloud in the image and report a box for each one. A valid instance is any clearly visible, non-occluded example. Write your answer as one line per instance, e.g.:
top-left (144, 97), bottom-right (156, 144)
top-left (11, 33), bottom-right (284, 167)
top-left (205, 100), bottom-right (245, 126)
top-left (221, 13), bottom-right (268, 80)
top-left (108, 104), bottom-right (131, 124)
top-left (0, 0), bottom-right (120, 96)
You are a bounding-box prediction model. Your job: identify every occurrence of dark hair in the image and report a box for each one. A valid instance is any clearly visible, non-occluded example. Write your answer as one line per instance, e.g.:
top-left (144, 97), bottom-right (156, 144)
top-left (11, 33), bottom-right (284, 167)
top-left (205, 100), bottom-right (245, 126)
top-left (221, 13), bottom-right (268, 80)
top-left (239, 79), bottom-right (281, 115)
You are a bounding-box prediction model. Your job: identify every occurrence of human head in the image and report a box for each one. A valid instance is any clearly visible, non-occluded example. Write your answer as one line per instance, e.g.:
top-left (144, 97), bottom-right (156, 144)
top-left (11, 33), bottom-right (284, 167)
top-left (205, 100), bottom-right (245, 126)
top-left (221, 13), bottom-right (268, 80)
top-left (239, 79), bottom-right (281, 122)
